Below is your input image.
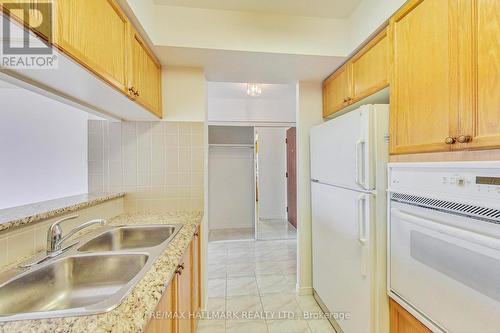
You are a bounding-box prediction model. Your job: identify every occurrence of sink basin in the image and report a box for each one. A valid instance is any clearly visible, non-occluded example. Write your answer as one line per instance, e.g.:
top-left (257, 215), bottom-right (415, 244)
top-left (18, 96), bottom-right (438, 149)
top-left (0, 253), bottom-right (148, 318)
top-left (0, 223), bottom-right (182, 321)
top-left (78, 225), bottom-right (179, 252)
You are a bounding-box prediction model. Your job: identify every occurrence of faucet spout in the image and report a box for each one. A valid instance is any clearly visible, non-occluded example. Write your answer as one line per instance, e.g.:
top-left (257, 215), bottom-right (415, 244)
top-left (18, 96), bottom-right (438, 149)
top-left (47, 216), bottom-right (107, 255)
top-left (59, 219), bottom-right (107, 247)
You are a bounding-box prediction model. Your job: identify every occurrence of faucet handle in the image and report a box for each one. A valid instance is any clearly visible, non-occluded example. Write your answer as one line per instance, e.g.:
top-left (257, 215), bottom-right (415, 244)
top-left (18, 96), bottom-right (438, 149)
top-left (47, 215), bottom-right (79, 252)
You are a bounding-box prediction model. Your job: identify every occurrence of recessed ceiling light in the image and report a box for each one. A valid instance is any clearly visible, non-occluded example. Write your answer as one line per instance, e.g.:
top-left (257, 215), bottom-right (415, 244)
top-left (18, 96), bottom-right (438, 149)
top-left (247, 83), bottom-right (262, 97)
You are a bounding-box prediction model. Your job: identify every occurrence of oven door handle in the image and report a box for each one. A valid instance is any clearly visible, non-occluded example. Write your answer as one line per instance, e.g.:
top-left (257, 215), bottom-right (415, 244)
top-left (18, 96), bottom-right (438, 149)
top-left (392, 209), bottom-right (500, 251)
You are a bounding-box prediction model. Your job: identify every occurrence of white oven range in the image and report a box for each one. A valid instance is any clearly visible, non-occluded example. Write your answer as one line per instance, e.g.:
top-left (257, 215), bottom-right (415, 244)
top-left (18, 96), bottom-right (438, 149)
top-left (388, 162), bottom-right (500, 333)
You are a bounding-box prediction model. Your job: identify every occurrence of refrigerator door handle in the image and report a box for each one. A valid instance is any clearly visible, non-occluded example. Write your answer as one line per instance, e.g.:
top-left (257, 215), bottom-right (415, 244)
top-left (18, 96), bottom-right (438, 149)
top-left (355, 139), bottom-right (366, 190)
top-left (357, 194), bottom-right (367, 244)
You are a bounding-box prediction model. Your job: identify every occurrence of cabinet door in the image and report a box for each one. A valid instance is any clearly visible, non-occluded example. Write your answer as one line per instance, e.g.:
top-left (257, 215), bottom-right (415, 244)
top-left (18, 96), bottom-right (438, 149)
top-left (458, 0), bottom-right (500, 150)
top-left (54, 0), bottom-right (129, 93)
top-left (351, 28), bottom-right (389, 102)
top-left (0, 0), bottom-right (51, 40)
top-left (130, 29), bottom-right (162, 118)
top-left (389, 0), bottom-right (460, 154)
top-left (390, 299), bottom-right (432, 333)
top-left (177, 244), bottom-right (193, 333)
top-left (145, 277), bottom-right (177, 333)
top-left (191, 228), bottom-right (201, 333)
top-left (323, 64), bottom-right (352, 118)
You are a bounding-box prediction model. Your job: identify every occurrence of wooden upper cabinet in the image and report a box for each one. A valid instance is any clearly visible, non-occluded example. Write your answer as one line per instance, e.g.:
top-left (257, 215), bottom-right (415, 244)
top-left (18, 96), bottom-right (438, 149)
top-left (323, 63), bottom-right (352, 117)
top-left (323, 28), bottom-right (389, 119)
top-left (130, 29), bottom-right (162, 118)
top-left (54, 0), bottom-right (130, 93)
top-left (0, 0), bottom-right (52, 40)
top-left (389, 0), bottom-right (459, 155)
top-left (351, 28), bottom-right (389, 101)
top-left (458, 0), bottom-right (500, 150)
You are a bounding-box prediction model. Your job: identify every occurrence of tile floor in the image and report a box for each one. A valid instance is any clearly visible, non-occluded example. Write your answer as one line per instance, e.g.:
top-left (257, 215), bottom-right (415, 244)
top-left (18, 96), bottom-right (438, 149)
top-left (209, 228), bottom-right (255, 242)
top-left (199, 238), bottom-right (335, 333)
top-left (208, 219), bottom-right (297, 243)
top-left (257, 219), bottom-right (297, 240)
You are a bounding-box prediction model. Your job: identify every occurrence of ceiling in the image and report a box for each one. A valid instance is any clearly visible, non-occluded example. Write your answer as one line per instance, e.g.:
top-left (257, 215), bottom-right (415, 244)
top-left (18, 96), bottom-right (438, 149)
top-left (152, 0), bottom-right (362, 19)
top-left (155, 46), bottom-right (345, 83)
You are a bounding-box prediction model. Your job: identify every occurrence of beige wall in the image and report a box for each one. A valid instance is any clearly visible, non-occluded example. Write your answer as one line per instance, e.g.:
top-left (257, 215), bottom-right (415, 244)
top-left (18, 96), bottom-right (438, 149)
top-left (88, 121), bottom-right (205, 213)
top-left (296, 82), bottom-right (323, 295)
top-left (163, 67), bottom-right (207, 122)
top-left (0, 198), bottom-right (124, 269)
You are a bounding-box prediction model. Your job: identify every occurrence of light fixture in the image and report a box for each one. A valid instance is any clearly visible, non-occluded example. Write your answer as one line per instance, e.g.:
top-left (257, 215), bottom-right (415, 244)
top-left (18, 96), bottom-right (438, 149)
top-left (247, 83), bottom-right (262, 97)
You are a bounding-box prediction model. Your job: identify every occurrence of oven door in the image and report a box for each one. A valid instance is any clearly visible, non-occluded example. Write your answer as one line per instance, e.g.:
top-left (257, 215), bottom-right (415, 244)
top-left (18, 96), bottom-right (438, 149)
top-left (389, 202), bottom-right (500, 333)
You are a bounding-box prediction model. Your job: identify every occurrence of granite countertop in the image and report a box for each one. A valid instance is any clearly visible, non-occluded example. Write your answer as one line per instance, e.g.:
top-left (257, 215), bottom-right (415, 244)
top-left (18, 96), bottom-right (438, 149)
top-left (0, 193), bottom-right (125, 233)
top-left (0, 211), bottom-right (202, 333)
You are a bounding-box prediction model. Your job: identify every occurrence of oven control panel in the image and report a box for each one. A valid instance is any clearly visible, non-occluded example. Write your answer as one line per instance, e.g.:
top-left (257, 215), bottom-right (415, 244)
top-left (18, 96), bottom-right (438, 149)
top-left (388, 162), bottom-right (500, 205)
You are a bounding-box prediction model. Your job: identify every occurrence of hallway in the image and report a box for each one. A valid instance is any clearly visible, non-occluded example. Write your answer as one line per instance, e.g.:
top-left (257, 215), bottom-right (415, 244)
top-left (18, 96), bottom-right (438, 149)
top-left (199, 239), bottom-right (335, 333)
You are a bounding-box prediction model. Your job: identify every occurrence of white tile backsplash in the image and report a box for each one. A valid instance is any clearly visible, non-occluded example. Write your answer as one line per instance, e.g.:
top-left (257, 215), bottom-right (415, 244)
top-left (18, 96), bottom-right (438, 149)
top-left (88, 121), bottom-right (205, 212)
top-left (0, 198), bottom-right (124, 270)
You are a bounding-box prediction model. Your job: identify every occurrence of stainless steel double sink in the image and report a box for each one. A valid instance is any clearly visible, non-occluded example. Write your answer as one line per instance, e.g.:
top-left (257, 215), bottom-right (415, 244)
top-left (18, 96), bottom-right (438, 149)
top-left (0, 224), bottom-right (182, 322)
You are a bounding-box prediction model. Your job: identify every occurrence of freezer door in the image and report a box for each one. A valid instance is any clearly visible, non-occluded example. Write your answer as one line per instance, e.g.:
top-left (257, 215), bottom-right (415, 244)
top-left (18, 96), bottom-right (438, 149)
top-left (312, 182), bottom-right (373, 333)
top-left (310, 106), bottom-right (373, 191)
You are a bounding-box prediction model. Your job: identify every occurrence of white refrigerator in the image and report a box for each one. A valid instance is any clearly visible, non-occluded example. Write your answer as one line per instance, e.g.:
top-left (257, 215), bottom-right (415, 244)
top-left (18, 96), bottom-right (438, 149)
top-left (310, 104), bottom-right (389, 333)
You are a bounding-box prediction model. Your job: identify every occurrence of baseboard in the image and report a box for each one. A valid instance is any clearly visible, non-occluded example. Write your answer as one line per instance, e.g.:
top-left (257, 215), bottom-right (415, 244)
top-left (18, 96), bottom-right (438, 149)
top-left (313, 290), bottom-right (342, 333)
top-left (296, 285), bottom-right (314, 296)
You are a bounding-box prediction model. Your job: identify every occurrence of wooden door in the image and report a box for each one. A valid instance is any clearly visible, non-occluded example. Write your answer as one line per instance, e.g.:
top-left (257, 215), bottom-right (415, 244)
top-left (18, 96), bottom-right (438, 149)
top-left (145, 277), bottom-right (177, 333)
top-left (390, 299), bottom-right (432, 333)
top-left (323, 63), bottom-right (352, 117)
top-left (130, 29), bottom-right (162, 118)
top-left (177, 243), bottom-right (193, 333)
top-left (54, 0), bottom-right (129, 93)
top-left (389, 0), bottom-right (460, 154)
top-left (458, 0), bottom-right (500, 150)
top-left (286, 128), bottom-right (297, 229)
top-left (351, 28), bottom-right (389, 102)
top-left (191, 228), bottom-right (201, 333)
top-left (0, 0), bottom-right (52, 41)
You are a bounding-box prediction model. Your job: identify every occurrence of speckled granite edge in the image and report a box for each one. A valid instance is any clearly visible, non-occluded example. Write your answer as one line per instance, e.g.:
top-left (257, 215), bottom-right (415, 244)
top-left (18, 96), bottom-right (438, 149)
top-left (0, 193), bottom-right (126, 233)
top-left (0, 211), bottom-right (202, 333)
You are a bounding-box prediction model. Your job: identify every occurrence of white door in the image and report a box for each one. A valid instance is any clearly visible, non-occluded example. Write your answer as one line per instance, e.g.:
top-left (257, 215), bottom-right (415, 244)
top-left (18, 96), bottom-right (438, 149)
top-left (312, 182), bottom-right (373, 333)
top-left (310, 105), bottom-right (373, 191)
top-left (390, 204), bottom-right (500, 333)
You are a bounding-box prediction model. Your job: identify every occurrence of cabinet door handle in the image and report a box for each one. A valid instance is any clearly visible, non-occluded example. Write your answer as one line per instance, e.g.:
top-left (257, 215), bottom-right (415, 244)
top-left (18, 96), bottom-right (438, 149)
top-left (457, 135), bottom-right (472, 143)
top-left (134, 90), bottom-right (140, 97)
top-left (176, 263), bottom-right (184, 275)
top-left (128, 87), bottom-right (137, 99)
top-left (444, 136), bottom-right (456, 144)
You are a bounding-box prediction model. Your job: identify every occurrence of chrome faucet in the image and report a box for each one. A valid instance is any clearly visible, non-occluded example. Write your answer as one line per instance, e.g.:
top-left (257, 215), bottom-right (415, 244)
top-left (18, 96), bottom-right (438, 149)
top-left (46, 215), bottom-right (107, 255)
